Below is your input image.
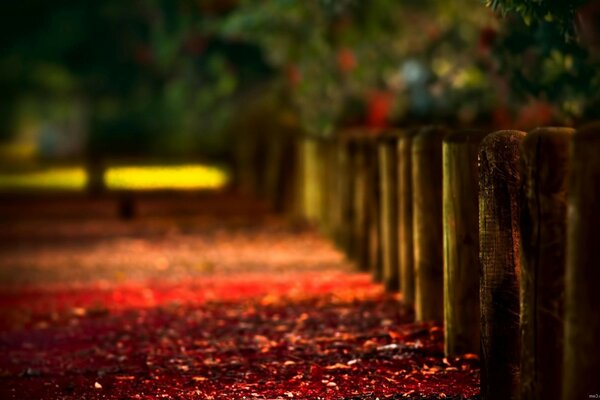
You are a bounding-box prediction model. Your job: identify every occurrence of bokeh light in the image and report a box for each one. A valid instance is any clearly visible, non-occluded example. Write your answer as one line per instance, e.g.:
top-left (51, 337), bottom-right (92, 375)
top-left (0, 167), bottom-right (86, 191)
top-left (104, 165), bottom-right (229, 191)
top-left (0, 165), bottom-right (229, 192)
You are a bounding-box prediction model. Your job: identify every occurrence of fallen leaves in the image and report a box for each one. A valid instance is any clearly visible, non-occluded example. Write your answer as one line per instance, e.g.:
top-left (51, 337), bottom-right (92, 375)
top-left (0, 194), bottom-right (480, 399)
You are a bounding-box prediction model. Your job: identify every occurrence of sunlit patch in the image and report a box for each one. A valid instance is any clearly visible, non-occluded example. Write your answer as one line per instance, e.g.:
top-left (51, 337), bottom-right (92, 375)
top-left (0, 167), bottom-right (87, 191)
top-left (0, 164), bottom-right (229, 192)
top-left (105, 165), bottom-right (229, 190)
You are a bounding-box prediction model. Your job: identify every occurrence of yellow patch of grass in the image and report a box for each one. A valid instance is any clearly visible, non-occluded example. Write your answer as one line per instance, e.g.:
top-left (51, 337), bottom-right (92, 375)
top-left (0, 167), bottom-right (87, 191)
top-left (104, 165), bottom-right (229, 190)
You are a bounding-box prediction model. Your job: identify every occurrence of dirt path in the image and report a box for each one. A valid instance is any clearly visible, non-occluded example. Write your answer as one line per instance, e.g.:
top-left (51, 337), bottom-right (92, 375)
top-left (0, 192), bottom-right (479, 399)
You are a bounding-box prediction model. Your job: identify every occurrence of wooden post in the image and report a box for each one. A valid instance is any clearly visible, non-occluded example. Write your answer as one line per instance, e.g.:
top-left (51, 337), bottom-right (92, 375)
top-left (397, 129), bottom-right (418, 307)
top-left (332, 138), bottom-right (350, 247)
top-left (520, 127), bottom-right (573, 400)
top-left (265, 133), bottom-right (297, 213)
top-left (563, 123), bottom-right (600, 400)
top-left (367, 136), bottom-right (383, 282)
top-left (351, 136), bottom-right (370, 271)
top-left (299, 137), bottom-right (321, 223)
top-left (412, 126), bottom-right (447, 321)
top-left (479, 130), bottom-right (526, 400)
top-left (338, 137), bottom-right (355, 256)
top-left (280, 136), bottom-right (298, 214)
top-left (379, 133), bottom-right (400, 291)
top-left (317, 140), bottom-right (334, 235)
top-left (442, 129), bottom-right (488, 356)
top-left (328, 139), bottom-right (345, 245)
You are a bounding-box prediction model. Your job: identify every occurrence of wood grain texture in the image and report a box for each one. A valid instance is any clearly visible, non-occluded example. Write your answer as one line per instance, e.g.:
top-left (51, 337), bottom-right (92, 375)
top-left (366, 138), bottom-right (383, 282)
top-left (520, 127), bottom-right (573, 400)
top-left (398, 130), bottom-right (418, 306)
top-left (379, 134), bottom-right (400, 291)
top-left (412, 126), bottom-right (448, 322)
top-left (442, 129), bottom-right (489, 357)
top-left (479, 130), bottom-right (526, 400)
top-left (338, 138), bottom-right (355, 257)
top-left (352, 139), bottom-right (371, 271)
top-left (563, 123), bottom-right (600, 400)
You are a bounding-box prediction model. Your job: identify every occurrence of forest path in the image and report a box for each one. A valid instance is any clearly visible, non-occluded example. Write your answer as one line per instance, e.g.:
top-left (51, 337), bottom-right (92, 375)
top-left (0, 192), bottom-right (479, 399)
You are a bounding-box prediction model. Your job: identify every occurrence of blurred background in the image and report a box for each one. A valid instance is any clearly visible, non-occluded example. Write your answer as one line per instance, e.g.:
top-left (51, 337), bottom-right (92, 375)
top-left (0, 0), bottom-right (598, 193)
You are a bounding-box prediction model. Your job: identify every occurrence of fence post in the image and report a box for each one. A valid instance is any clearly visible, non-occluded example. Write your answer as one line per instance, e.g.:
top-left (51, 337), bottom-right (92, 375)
top-left (479, 130), bottom-right (526, 400)
top-left (398, 129), bottom-right (418, 307)
top-left (352, 135), bottom-right (371, 271)
top-left (365, 135), bottom-right (383, 281)
top-left (265, 132), bottom-right (298, 213)
top-left (329, 138), bottom-right (346, 247)
top-left (379, 132), bottom-right (400, 291)
top-left (299, 137), bottom-right (324, 223)
top-left (412, 126), bottom-right (447, 322)
top-left (520, 127), bottom-right (573, 400)
top-left (442, 129), bottom-right (488, 356)
top-left (338, 135), bottom-right (355, 257)
top-left (563, 123), bottom-right (600, 400)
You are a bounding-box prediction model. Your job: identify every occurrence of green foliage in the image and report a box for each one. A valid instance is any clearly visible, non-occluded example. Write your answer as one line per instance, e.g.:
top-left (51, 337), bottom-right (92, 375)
top-left (490, 14), bottom-right (600, 121)
top-left (218, 0), bottom-right (496, 136)
top-left (485, 0), bottom-right (590, 39)
top-left (1, 1), bottom-right (273, 156)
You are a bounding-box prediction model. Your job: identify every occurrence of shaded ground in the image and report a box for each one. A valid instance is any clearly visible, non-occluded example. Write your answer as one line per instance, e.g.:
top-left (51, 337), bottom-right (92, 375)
top-left (0, 192), bottom-right (479, 399)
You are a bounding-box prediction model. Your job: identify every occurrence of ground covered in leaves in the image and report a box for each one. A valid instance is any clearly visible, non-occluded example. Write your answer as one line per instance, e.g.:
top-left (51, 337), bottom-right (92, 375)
top-left (0, 192), bottom-right (479, 399)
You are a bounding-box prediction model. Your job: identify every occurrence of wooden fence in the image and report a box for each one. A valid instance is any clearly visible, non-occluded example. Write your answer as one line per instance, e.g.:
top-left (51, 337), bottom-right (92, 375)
top-left (235, 123), bottom-right (600, 400)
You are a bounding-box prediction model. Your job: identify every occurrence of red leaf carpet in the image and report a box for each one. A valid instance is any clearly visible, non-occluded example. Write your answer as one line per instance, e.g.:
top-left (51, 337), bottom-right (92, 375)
top-left (0, 193), bottom-right (479, 399)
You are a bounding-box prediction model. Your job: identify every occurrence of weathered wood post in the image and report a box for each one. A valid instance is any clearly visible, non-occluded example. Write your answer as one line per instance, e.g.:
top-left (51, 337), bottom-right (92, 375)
top-left (397, 129), bottom-right (418, 306)
top-left (264, 133), bottom-right (284, 210)
top-left (563, 123), bottom-right (600, 400)
top-left (338, 134), bottom-right (355, 256)
top-left (265, 132), bottom-right (298, 213)
top-left (328, 138), bottom-right (345, 246)
top-left (520, 127), bottom-right (573, 400)
top-left (365, 134), bottom-right (383, 281)
top-left (442, 129), bottom-right (488, 356)
top-left (317, 139), bottom-right (336, 237)
top-left (379, 132), bottom-right (400, 291)
top-left (479, 130), bottom-right (526, 400)
top-left (412, 126), bottom-right (447, 321)
top-left (350, 133), bottom-right (371, 271)
top-left (298, 137), bottom-right (322, 223)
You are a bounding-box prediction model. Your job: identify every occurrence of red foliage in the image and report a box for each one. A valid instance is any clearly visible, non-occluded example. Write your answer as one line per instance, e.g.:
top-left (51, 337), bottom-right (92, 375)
top-left (183, 35), bottom-right (207, 56)
top-left (0, 194), bottom-right (479, 399)
top-left (337, 48), bottom-right (357, 73)
top-left (366, 91), bottom-right (394, 128)
top-left (134, 45), bottom-right (154, 66)
top-left (286, 65), bottom-right (302, 87)
top-left (515, 100), bottom-right (555, 130)
top-left (478, 27), bottom-right (497, 54)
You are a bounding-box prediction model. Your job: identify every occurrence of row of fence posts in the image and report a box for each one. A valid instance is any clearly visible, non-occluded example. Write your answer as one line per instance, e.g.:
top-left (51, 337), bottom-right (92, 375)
top-left (269, 123), bottom-right (600, 400)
